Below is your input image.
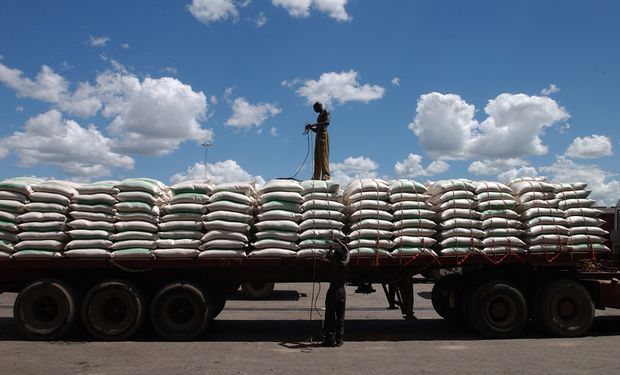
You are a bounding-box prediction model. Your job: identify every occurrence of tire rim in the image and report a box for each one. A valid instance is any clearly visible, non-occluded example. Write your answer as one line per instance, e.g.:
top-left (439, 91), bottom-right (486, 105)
top-left (486, 295), bottom-right (517, 330)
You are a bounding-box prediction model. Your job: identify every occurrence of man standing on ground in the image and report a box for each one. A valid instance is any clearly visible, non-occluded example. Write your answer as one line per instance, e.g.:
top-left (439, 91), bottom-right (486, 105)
top-left (322, 238), bottom-right (349, 347)
top-left (305, 102), bottom-right (330, 180)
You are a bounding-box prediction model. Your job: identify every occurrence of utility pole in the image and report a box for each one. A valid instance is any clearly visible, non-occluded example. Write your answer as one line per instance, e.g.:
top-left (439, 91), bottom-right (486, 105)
top-left (201, 142), bottom-right (213, 181)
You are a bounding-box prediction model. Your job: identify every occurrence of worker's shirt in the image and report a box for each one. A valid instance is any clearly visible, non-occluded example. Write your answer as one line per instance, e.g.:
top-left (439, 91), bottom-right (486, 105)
top-left (326, 245), bottom-right (349, 289)
top-left (316, 110), bottom-right (330, 132)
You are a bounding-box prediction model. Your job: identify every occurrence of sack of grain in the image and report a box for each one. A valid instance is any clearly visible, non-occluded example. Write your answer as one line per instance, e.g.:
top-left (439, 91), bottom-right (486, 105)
top-left (389, 179), bottom-right (436, 257)
top-left (199, 182), bottom-right (257, 258)
top-left (430, 179), bottom-right (481, 256)
top-left (509, 178), bottom-right (568, 255)
top-left (250, 180), bottom-right (301, 255)
top-left (345, 179), bottom-right (393, 257)
top-left (555, 182), bottom-right (610, 254)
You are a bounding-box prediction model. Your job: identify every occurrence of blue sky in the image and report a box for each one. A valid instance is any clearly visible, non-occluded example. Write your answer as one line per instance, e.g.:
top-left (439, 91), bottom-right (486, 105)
top-left (0, 1), bottom-right (619, 203)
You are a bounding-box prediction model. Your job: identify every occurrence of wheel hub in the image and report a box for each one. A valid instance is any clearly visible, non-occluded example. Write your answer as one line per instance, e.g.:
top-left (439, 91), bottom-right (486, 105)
top-left (167, 297), bottom-right (195, 325)
top-left (33, 295), bottom-right (58, 323)
top-left (487, 296), bottom-right (516, 328)
top-left (557, 297), bottom-right (577, 320)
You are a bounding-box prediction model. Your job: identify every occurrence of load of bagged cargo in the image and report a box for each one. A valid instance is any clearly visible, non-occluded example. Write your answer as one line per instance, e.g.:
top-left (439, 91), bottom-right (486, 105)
top-left (66, 181), bottom-right (118, 259)
top-left (428, 180), bottom-right (483, 256)
top-left (389, 179), bottom-right (437, 258)
top-left (555, 182), bottom-right (609, 253)
top-left (343, 179), bottom-right (394, 259)
top-left (251, 179), bottom-right (303, 258)
top-left (0, 176), bottom-right (612, 260)
top-left (199, 182), bottom-right (256, 259)
top-left (111, 178), bottom-right (169, 259)
top-left (0, 177), bottom-right (47, 258)
top-left (476, 181), bottom-right (526, 255)
top-left (510, 179), bottom-right (569, 254)
top-left (297, 180), bottom-right (345, 258)
top-left (14, 180), bottom-right (79, 259)
top-left (156, 180), bottom-right (212, 259)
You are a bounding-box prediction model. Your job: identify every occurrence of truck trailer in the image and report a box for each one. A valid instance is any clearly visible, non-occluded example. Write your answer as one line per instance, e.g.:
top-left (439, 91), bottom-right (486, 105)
top-left (1, 178), bottom-right (619, 341)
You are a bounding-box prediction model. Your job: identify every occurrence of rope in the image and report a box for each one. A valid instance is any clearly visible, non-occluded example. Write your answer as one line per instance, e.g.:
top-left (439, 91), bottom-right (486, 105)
top-left (109, 258), bottom-right (153, 273)
top-left (289, 131), bottom-right (312, 180)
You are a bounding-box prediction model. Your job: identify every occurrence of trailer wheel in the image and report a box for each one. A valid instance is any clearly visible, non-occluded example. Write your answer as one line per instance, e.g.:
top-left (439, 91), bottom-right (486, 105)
top-left (532, 279), bottom-right (594, 337)
top-left (151, 282), bottom-right (211, 341)
top-left (82, 280), bottom-right (145, 341)
top-left (431, 275), bottom-right (462, 322)
top-left (14, 279), bottom-right (77, 340)
top-left (208, 289), bottom-right (227, 320)
top-left (241, 282), bottom-right (274, 300)
top-left (467, 281), bottom-right (528, 339)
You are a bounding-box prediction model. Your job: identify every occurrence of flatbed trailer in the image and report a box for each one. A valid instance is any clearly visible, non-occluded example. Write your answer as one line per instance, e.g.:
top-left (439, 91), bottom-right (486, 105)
top-left (1, 247), bottom-right (619, 341)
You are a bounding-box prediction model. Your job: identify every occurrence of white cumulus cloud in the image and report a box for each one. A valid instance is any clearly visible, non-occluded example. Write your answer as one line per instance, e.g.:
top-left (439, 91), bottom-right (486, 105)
top-left (0, 62), bottom-right (214, 157)
top-left (269, 127), bottom-right (278, 137)
top-left (394, 153), bottom-right (449, 178)
top-left (0, 110), bottom-right (134, 177)
top-left (187, 0), bottom-right (239, 25)
top-left (293, 70), bottom-right (384, 106)
top-left (101, 73), bottom-right (212, 156)
top-left (226, 97), bottom-right (281, 129)
top-left (171, 160), bottom-right (265, 185)
top-left (330, 156), bottom-right (378, 186)
top-left (497, 166), bottom-right (539, 184)
top-left (565, 135), bottom-right (612, 159)
top-left (0, 63), bottom-right (69, 103)
top-left (468, 158), bottom-right (529, 176)
top-left (255, 11), bottom-right (268, 27)
top-left (409, 92), bottom-right (570, 160)
top-left (541, 84), bottom-right (560, 96)
top-left (88, 35), bottom-right (110, 47)
top-left (391, 77), bottom-right (400, 86)
top-left (0, 144), bottom-right (7, 159)
top-left (272, 0), bottom-right (350, 21)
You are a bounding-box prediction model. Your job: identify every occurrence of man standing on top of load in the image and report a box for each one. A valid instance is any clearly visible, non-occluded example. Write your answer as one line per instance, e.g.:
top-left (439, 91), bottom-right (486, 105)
top-left (305, 102), bottom-right (330, 181)
top-left (321, 238), bottom-right (349, 347)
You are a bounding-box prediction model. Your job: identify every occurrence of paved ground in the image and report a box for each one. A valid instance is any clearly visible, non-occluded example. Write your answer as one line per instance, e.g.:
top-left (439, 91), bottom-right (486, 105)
top-left (1, 282), bottom-right (620, 375)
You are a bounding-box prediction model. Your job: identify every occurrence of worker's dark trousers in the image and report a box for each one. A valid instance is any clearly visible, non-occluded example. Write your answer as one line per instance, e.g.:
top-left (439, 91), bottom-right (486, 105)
top-left (324, 286), bottom-right (346, 343)
top-left (313, 131), bottom-right (330, 180)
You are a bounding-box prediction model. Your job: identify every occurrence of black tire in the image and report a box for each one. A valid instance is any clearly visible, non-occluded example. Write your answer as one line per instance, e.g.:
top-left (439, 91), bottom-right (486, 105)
top-left (532, 279), bottom-right (594, 337)
top-left (466, 281), bottom-right (528, 339)
top-left (82, 280), bottom-right (145, 341)
top-left (208, 289), bottom-right (226, 320)
top-left (151, 282), bottom-right (211, 341)
top-left (241, 282), bottom-right (274, 300)
top-left (13, 279), bottom-right (77, 340)
top-left (431, 276), bottom-right (462, 322)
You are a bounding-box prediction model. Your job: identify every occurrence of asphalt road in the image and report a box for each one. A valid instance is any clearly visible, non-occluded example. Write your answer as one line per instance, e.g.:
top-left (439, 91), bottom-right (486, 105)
top-left (1, 282), bottom-right (620, 375)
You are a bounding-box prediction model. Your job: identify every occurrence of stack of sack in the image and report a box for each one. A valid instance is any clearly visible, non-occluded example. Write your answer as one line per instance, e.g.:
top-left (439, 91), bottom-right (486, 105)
top-left (429, 180), bottom-right (483, 256)
top-left (297, 180), bottom-right (345, 258)
top-left (475, 181), bottom-right (526, 255)
top-left (344, 179), bottom-right (393, 258)
top-left (389, 179), bottom-right (437, 257)
top-left (112, 178), bottom-right (168, 259)
top-left (0, 178), bottom-right (41, 258)
top-left (250, 179), bottom-right (304, 258)
top-left (14, 180), bottom-right (77, 259)
top-left (156, 181), bottom-right (212, 259)
top-left (555, 182), bottom-right (610, 253)
top-left (199, 182), bottom-right (256, 259)
top-left (510, 178), bottom-right (569, 254)
top-left (66, 181), bottom-right (118, 259)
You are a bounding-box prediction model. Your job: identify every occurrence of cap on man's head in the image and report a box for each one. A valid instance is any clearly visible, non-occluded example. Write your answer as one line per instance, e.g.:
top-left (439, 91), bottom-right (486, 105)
top-left (313, 102), bottom-right (323, 111)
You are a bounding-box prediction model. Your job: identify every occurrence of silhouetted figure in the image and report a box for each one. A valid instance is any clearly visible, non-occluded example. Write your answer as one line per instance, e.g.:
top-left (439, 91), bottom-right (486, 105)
top-left (321, 239), bottom-right (349, 347)
top-left (305, 102), bottom-right (330, 180)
